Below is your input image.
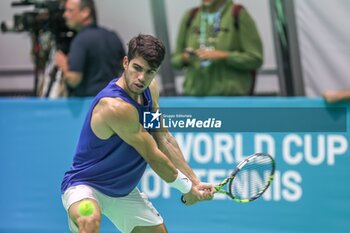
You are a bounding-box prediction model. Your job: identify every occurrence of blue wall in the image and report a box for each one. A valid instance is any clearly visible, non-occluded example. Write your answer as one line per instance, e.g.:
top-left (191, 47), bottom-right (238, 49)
top-left (0, 97), bottom-right (349, 233)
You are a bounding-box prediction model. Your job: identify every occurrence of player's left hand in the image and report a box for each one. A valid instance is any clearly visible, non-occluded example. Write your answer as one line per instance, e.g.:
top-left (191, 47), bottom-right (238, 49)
top-left (198, 182), bottom-right (215, 200)
top-left (182, 182), bottom-right (215, 206)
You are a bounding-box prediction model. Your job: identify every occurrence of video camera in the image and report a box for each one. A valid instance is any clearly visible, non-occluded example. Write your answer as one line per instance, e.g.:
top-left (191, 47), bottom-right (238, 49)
top-left (1, 0), bottom-right (75, 53)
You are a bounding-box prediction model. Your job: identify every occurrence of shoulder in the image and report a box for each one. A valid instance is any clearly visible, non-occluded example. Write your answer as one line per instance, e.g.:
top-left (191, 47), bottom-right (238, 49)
top-left (103, 97), bottom-right (141, 132)
top-left (95, 26), bottom-right (116, 36)
top-left (91, 97), bottom-right (140, 137)
top-left (75, 25), bottom-right (102, 42)
top-left (187, 6), bottom-right (200, 17)
top-left (178, 6), bottom-right (200, 27)
top-left (96, 27), bottom-right (124, 46)
top-left (97, 97), bottom-right (138, 122)
top-left (92, 98), bottom-right (139, 133)
top-left (107, 29), bottom-right (124, 44)
top-left (234, 4), bottom-right (253, 20)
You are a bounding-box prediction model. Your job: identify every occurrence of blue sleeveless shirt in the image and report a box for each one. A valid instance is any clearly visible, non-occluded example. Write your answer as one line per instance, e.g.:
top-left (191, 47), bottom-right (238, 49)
top-left (61, 78), bottom-right (152, 197)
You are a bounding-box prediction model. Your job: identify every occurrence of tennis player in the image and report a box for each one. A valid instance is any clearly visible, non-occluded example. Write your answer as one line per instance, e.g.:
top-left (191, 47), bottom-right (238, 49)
top-left (61, 34), bottom-right (215, 233)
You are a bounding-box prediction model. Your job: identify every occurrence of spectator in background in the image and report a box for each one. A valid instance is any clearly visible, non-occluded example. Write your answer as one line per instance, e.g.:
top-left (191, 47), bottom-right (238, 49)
top-left (171, 0), bottom-right (263, 96)
top-left (55, 0), bottom-right (125, 97)
top-left (323, 89), bottom-right (350, 103)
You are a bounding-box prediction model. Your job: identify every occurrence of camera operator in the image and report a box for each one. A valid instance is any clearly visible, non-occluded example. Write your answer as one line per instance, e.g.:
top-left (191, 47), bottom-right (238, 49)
top-left (55, 0), bottom-right (125, 97)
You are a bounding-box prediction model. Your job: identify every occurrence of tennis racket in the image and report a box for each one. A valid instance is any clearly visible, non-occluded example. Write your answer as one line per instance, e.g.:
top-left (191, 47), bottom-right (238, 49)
top-left (182, 152), bottom-right (275, 204)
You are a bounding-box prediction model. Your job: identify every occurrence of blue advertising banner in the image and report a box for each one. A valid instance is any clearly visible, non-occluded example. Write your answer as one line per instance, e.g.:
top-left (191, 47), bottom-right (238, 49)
top-left (0, 97), bottom-right (349, 233)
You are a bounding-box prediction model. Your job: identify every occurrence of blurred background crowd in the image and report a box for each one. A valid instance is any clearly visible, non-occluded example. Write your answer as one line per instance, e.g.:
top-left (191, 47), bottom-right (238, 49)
top-left (0, 0), bottom-right (349, 102)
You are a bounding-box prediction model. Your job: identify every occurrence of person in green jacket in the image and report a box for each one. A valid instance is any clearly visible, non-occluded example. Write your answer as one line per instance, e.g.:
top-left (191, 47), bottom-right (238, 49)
top-left (171, 0), bottom-right (263, 96)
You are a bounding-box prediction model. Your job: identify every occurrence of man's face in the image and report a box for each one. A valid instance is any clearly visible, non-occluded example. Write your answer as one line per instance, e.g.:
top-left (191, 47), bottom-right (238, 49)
top-left (64, 0), bottom-right (84, 30)
top-left (123, 56), bottom-right (158, 96)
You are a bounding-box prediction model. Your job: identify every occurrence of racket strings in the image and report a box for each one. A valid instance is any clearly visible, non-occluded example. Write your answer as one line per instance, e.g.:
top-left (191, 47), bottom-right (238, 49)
top-left (230, 156), bottom-right (273, 200)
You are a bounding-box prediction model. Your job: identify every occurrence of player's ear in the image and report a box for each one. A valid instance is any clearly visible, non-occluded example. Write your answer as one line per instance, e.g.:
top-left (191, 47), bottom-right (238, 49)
top-left (122, 56), bottom-right (129, 70)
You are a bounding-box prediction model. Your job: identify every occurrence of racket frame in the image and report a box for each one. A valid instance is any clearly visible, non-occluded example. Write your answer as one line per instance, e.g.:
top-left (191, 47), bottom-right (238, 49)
top-left (215, 153), bottom-right (275, 203)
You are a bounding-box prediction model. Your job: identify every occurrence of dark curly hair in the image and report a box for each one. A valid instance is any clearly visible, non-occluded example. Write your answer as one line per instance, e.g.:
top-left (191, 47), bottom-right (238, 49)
top-left (127, 34), bottom-right (166, 69)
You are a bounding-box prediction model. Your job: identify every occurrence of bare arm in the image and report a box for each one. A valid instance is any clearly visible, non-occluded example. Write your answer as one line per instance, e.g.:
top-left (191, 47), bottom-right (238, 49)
top-left (149, 81), bottom-right (199, 184)
top-left (149, 81), bottom-right (214, 204)
top-left (152, 130), bottom-right (200, 185)
top-left (102, 98), bottom-right (178, 183)
top-left (55, 51), bottom-right (82, 87)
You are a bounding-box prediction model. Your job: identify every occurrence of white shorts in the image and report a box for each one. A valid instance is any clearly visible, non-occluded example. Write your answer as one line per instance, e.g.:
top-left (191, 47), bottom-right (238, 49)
top-left (61, 184), bottom-right (163, 233)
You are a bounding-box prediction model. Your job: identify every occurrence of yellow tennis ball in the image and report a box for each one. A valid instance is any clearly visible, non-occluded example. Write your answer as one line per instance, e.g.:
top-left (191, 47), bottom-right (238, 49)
top-left (78, 200), bottom-right (95, 217)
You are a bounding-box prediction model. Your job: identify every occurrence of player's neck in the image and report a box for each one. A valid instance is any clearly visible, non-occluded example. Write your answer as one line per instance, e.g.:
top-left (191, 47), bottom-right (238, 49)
top-left (116, 76), bottom-right (143, 104)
